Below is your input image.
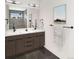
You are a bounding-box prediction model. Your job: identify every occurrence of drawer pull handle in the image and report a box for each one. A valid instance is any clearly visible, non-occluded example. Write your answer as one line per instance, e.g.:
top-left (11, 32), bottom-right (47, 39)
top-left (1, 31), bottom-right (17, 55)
top-left (8, 40), bottom-right (14, 41)
top-left (26, 41), bottom-right (32, 43)
top-left (27, 37), bottom-right (32, 38)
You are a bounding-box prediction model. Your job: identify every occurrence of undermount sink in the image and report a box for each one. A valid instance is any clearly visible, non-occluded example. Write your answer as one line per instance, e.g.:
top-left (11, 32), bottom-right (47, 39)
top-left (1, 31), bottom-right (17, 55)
top-left (26, 28), bottom-right (35, 31)
top-left (5, 28), bottom-right (45, 37)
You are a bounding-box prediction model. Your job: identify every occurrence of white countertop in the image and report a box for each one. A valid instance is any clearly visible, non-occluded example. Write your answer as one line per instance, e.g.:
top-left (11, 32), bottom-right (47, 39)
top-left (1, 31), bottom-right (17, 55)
top-left (5, 28), bottom-right (45, 37)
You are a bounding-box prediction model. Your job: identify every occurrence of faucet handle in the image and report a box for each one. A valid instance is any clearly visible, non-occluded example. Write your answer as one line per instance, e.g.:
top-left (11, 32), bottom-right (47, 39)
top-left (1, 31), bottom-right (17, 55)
top-left (32, 25), bottom-right (34, 28)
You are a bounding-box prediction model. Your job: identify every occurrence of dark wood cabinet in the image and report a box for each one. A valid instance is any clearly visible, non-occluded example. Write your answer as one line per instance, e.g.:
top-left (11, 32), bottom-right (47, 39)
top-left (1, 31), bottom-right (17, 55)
top-left (5, 32), bottom-right (45, 58)
top-left (34, 36), bottom-right (40, 49)
top-left (24, 35), bottom-right (34, 52)
top-left (5, 37), bottom-right (15, 57)
top-left (15, 38), bottom-right (25, 55)
top-left (39, 34), bottom-right (45, 47)
top-left (34, 32), bottom-right (45, 48)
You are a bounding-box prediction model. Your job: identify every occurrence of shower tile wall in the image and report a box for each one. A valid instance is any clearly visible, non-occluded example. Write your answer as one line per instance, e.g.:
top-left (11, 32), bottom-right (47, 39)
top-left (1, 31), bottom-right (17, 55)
top-left (9, 18), bottom-right (25, 29)
top-left (9, 10), bottom-right (26, 29)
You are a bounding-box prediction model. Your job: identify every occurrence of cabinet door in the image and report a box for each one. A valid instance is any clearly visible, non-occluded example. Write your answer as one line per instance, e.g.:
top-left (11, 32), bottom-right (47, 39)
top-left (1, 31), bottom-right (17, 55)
top-left (34, 32), bottom-right (45, 48)
top-left (34, 36), bottom-right (40, 49)
top-left (5, 39), bottom-right (15, 57)
top-left (15, 38), bottom-right (25, 55)
top-left (39, 35), bottom-right (45, 47)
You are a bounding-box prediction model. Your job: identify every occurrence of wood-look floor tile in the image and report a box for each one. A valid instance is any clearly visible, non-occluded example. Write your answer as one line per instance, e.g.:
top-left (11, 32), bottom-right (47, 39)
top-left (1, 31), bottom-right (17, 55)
top-left (16, 48), bottom-right (59, 59)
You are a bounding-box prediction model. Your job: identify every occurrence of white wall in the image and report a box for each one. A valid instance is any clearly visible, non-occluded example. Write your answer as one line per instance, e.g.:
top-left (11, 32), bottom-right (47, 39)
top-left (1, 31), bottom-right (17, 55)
top-left (5, 4), bottom-right (9, 31)
top-left (39, 0), bottom-right (74, 59)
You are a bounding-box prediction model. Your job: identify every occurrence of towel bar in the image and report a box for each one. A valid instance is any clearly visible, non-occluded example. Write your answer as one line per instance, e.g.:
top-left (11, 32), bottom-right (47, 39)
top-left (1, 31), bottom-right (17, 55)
top-left (63, 26), bottom-right (73, 29)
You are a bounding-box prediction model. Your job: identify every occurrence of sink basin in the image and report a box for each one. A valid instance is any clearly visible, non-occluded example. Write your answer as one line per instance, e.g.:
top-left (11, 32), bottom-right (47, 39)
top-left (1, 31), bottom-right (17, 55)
top-left (27, 28), bottom-right (35, 31)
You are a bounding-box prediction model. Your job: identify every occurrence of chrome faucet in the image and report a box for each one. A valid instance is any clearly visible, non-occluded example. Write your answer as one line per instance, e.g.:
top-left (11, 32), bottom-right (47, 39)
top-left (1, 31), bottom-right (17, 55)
top-left (31, 19), bottom-right (37, 30)
top-left (34, 19), bottom-right (37, 30)
top-left (13, 23), bottom-right (16, 32)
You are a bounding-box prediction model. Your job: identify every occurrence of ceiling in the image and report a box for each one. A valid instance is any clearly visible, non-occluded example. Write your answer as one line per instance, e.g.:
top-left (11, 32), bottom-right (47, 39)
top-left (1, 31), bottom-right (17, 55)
top-left (6, 0), bottom-right (40, 10)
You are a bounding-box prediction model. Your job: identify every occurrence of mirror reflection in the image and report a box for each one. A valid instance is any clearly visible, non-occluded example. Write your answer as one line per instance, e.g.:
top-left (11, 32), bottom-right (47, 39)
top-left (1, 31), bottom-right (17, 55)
top-left (5, 0), bottom-right (40, 31)
top-left (54, 4), bottom-right (66, 24)
top-left (9, 10), bottom-right (25, 29)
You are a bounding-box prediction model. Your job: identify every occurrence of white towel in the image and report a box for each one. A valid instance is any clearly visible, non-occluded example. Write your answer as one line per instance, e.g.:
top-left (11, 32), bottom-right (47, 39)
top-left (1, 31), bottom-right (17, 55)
top-left (54, 25), bottom-right (64, 49)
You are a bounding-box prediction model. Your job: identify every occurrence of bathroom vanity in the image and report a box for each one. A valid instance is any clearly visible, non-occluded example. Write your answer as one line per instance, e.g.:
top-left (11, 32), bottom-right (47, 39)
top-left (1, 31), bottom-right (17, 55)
top-left (5, 29), bottom-right (45, 58)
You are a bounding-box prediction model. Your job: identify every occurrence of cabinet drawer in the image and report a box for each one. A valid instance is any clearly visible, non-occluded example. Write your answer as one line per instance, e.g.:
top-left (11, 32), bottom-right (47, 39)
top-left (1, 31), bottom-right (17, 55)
top-left (25, 39), bottom-right (33, 43)
top-left (24, 43), bottom-right (33, 47)
top-left (24, 36), bottom-right (33, 44)
top-left (35, 32), bottom-right (45, 36)
top-left (24, 43), bottom-right (33, 51)
top-left (24, 36), bottom-right (34, 52)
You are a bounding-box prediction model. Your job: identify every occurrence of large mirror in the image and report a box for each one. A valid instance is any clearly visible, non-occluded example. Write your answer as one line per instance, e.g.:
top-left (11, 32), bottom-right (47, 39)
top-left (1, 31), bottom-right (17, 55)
top-left (5, 0), bottom-right (40, 30)
top-left (53, 4), bottom-right (66, 24)
top-left (9, 10), bottom-right (25, 29)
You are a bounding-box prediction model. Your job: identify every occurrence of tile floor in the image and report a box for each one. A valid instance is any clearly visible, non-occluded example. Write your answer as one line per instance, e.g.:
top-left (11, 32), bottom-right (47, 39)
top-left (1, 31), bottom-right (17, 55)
top-left (16, 48), bottom-right (59, 59)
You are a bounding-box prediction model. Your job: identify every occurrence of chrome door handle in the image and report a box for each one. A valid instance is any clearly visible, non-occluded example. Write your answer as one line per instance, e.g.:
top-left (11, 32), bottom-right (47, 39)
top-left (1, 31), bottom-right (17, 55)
top-left (63, 26), bottom-right (74, 29)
